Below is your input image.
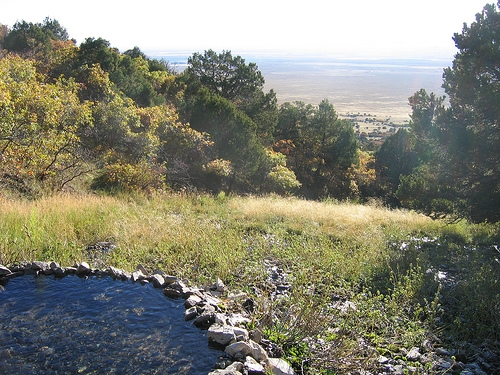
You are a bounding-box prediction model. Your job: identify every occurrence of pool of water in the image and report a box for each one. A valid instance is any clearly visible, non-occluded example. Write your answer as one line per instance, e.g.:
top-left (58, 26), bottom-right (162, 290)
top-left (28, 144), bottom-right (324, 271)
top-left (0, 274), bottom-right (221, 374)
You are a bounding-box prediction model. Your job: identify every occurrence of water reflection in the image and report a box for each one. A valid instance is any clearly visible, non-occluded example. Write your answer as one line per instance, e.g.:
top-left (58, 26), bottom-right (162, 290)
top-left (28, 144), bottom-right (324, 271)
top-left (0, 275), bottom-right (221, 374)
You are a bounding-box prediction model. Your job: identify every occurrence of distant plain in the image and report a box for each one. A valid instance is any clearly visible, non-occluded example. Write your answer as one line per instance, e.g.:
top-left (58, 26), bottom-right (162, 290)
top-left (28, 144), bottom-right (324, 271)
top-left (160, 53), bottom-right (448, 124)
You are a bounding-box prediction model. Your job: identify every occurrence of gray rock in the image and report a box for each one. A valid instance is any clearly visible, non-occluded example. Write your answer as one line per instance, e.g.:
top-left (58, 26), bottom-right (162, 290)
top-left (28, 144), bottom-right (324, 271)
top-left (225, 340), bottom-right (268, 363)
top-left (245, 356), bottom-right (265, 374)
top-left (225, 341), bottom-right (253, 361)
top-left (406, 347), bottom-right (421, 361)
top-left (233, 326), bottom-right (249, 342)
top-left (163, 287), bottom-right (182, 299)
top-left (193, 311), bottom-right (216, 329)
top-left (150, 274), bottom-right (165, 288)
top-left (208, 324), bottom-right (237, 346)
top-left (184, 306), bottom-right (198, 321)
top-left (267, 358), bottom-right (295, 375)
top-left (378, 355), bottom-right (390, 364)
top-left (249, 329), bottom-right (263, 344)
top-left (136, 264), bottom-right (148, 275)
top-left (185, 294), bottom-right (203, 308)
top-left (163, 275), bottom-right (178, 284)
top-left (32, 261), bottom-right (51, 271)
top-left (208, 361), bottom-right (244, 375)
top-left (0, 265), bottom-right (13, 276)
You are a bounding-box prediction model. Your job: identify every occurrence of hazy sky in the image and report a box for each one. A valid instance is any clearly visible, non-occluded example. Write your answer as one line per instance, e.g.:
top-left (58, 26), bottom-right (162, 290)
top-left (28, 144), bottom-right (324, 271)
top-left (1, 0), bottom-right (493, 59)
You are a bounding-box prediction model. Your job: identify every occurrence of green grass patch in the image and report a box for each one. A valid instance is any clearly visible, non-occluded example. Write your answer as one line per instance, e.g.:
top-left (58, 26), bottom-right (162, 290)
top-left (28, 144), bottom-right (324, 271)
top-left (0, 193), bottom-right (498, 374)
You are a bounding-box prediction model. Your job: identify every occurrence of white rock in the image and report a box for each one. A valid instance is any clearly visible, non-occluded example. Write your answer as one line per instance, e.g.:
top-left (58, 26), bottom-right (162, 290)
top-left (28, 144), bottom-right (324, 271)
top-left (76, 262), bottom-right (91, 275)
top-left (131, 270), bottom-right (145, 282)
top-left (0, 265), bottom-right (12, 276)
top-left (407, 347), bottom-right (421, 361)
top-left (268, 358), bottom-right (295, 375)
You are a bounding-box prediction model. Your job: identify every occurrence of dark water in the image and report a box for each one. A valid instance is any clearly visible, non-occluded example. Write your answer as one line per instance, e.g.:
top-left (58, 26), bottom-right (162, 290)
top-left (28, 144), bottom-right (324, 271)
top-left (0, 275), bottom-right (221, 374)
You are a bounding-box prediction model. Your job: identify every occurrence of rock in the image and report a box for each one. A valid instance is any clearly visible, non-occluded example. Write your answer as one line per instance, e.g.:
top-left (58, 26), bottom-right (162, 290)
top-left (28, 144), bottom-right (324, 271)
top-left (52, 266), bottom-right (66, 277)
top-left (249, 329), bottom-right (263, 344)
top-left (163, 275), bottom-right (178, 284)
top-left (208, 324), bottom-right (237, 346)
top-left (184, 306), bottom-right (198, 321)
top-left (184, 294), bottom-right (203, 308)
top-left (233, 326), bottom-right (249, 342)
top-left (208, 361), bottom-right (244, 375)
top-left (216, 278), bottom-right (227, 292)
top-left (193, 311), bottom-right (216, 329)
top-left (0, 265), bottom-right (13, 277)
top-left (245, 356), bottom-right (265, 374)
top-left (150, 274), bottom-right (165, 288)
top-left (268, 358), bottom-right (295, 375)
top-left (76, 262), bottom-right (91, 276)
top-left (131, 270), bottom-right (145, 282)
top-left (407, 347), bottom-right (421, 361)
top-left (378, 355), bottom-right (390, 364)
top-left (32, 261), bottom-right (51, 272)
top-left (163, 287), bottom-right (182, 299)
top-left (225, 340), bottom-right (268, 363)
top-left (107, 266), bottom-right (124, 279)
top-left (225, 341), bottom-right (252, 360)
top-left (136, 263), bottom-right (148, 275)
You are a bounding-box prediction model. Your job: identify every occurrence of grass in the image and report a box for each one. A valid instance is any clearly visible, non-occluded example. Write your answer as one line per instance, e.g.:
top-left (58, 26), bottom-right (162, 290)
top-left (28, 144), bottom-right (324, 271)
top-left (0, 192), bottom-right (499, 374)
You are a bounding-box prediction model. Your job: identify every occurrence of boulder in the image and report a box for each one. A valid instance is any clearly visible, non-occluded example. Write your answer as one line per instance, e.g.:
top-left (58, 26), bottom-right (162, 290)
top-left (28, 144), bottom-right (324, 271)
top-left (0, 265), bottom-right (13, 277)
top-left (184, 294), bottom-right (203, 308)
top-left (32, 261), bottom-right (51, 271)
top-left (184, 306), bottom-right (198, 321)
top-left (136, 263), bottom-right (148, 275)
top-left (131, 270), bottom-right (145, 282)
top-left (76, 262), bottom-right (91, 276)
top-left (244, 356), bottom-right (265, 374)
top-left (163, 287), bottom-right (182, 299)
top-left (208, 324), bottom-right (237, 346)
top-left (150, 274), bottom-right (165, 288)
top-left (208, 361), bottom-right (244, 375)
top-left (268, 358), bottom-right (295, 375)
top-left (225, 340), bottom-right (268, 363)
top-left (407, 347), bottom-right (421, 361)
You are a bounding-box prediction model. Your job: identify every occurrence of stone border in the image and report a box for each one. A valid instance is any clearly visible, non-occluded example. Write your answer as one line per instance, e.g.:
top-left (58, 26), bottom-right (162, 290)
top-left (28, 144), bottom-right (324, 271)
top-left (0, 262), bottom-right (295, 375)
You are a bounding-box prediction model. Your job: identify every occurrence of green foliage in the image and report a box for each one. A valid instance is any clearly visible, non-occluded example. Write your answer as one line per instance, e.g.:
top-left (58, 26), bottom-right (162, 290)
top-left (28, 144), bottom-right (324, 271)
top-left (188, 88), bottom-right (267, 192)
top-left (275, 99), bottom-right (359, 199)
top-left (0, 55), bottom-right (93, 196)
top-left (186, 49), bottom-right (265, 102)
top-left (184, 50), bottom-right (278, 144)
top-left (2, 17), bottom-right (68, 56)
top-left (91, 160), bottom-right (166, 194)
top-left (380, 4), bottom-right (500, 223)
top-left (374, 128), bottom-right (417, 203)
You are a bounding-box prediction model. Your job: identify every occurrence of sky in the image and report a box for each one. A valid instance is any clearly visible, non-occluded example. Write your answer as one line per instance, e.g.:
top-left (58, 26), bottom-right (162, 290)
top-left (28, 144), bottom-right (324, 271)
top-left (1, 0), bottom-right (494, 60)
